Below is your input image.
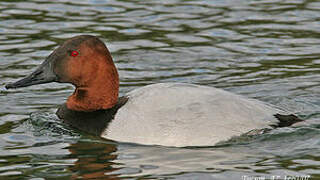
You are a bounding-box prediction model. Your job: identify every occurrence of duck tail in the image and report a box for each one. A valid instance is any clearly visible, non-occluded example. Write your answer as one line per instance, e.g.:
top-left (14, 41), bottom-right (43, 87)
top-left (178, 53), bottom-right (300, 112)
top-left (272, 113), bottom-right (304, 128)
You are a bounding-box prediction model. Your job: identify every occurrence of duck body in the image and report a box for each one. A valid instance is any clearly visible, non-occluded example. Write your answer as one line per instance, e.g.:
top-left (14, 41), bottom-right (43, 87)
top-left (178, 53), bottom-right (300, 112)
top-left (103, 83), bottom-right (282, 147)
top-left (6, 35), bottom-right (303, 147)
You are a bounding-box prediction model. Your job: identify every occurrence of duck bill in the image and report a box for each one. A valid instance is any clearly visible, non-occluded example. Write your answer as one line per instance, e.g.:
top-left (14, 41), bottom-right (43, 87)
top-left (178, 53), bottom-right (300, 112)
top-left (5, 57), bottom-right (58, 89)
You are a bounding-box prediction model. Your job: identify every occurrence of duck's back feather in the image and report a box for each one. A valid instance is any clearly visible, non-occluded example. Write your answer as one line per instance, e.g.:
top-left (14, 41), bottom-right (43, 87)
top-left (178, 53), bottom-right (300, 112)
top-left (102, 83), bottom-right (285, 147)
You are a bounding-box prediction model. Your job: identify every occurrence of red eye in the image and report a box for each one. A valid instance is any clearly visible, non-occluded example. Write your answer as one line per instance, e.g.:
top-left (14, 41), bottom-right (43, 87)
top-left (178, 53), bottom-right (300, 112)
top-left (71, 50), bottom-right (79, 57)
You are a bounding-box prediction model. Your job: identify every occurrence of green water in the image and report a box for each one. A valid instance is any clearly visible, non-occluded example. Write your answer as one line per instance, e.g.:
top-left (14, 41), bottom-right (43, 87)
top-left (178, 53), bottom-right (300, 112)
top-left (1, 0), bottom-right (320, 179)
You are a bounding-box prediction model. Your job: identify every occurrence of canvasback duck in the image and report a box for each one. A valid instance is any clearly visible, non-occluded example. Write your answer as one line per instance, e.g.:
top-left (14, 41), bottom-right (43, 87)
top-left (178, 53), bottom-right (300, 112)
top-left (6, 35), bottom-right (302, 147)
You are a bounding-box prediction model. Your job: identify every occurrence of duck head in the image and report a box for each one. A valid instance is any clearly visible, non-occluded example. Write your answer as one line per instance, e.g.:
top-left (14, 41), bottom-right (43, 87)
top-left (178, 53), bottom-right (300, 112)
top-left (6, 35), bottom-right (119, 112)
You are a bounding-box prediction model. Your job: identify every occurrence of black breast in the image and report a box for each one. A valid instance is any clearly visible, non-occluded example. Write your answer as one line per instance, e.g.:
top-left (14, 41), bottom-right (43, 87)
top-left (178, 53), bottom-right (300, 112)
top-left (56, 96), bottom-right (128, 136)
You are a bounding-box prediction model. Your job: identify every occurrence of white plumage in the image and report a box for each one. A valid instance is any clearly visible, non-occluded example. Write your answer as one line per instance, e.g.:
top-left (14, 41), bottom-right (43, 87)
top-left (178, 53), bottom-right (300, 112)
top-left (102, 83), bottom-right (285, 147)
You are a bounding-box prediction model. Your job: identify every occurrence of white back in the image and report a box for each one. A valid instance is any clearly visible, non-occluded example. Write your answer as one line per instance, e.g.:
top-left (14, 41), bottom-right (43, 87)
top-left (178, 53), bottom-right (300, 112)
top-left (102, 83), bottom-right (284, 147)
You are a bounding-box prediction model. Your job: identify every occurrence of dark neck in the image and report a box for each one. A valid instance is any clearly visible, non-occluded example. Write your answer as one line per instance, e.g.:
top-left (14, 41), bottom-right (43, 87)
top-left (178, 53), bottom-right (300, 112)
top-left (56, 96), bottom-right (128, 136)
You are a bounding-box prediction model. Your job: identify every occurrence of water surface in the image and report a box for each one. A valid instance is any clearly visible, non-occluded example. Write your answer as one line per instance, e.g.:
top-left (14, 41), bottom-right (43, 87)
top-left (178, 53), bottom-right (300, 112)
top-left (1, 0), bottom-right (320, 179)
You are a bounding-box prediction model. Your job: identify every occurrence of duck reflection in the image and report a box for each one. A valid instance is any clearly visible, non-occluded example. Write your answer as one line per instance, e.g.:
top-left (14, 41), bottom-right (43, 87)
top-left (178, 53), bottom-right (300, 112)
top-left (67, 140), bottom-right (120, 179)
